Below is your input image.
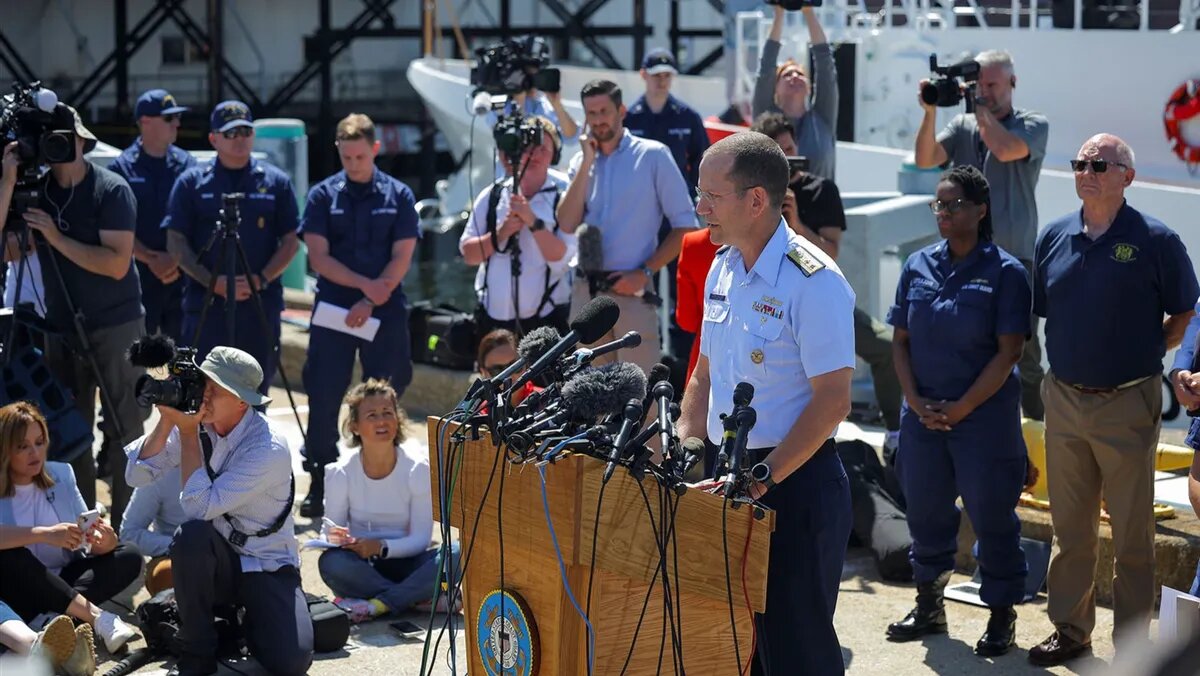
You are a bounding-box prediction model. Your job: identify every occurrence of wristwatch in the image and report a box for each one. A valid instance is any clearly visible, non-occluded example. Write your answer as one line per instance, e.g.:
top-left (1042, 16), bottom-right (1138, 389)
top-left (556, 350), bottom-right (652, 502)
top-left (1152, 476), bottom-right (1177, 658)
top-left (530, 218), bottom-right (547, 232)
top-left (639, 263), bottom-right (654, 279)
top-left (750, 462), bottom-right (776, 491)
top-left (378, 543), bottom-right (389, 559)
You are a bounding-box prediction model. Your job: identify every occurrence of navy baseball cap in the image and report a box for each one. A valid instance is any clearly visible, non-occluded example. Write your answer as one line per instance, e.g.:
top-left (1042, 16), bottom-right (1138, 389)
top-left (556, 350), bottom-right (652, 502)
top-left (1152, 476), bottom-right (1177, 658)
top-left (134, 89), bottom-right (189, 118)
top-left (642, 49), bottom-right (677, 75)
top-left (210, 100), bottom-right (254, 133)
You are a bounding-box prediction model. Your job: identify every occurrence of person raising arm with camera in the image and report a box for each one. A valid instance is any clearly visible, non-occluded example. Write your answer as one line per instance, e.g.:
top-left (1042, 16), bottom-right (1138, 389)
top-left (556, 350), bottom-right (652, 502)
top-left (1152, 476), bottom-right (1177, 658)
top-left (125, 346), bottom-right (311, 676)
top-left (914, 50), bottom-right (1049, 422)
top-left (0, 106), bottom-right (148, 533)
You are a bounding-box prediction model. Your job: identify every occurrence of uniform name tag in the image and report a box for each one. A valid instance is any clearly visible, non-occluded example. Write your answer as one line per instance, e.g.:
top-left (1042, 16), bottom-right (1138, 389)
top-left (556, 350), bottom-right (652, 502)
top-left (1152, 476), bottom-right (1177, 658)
top-left (248, 193), bottom-right (275, 201)
top-left (372, 207), bottom-right (398, 215)
top-left (126, 176), bottom-right (147, 183)
top-left (708, 292), bottom-right (726, 301)
top-left (330, 208), bottom-right (345, 215)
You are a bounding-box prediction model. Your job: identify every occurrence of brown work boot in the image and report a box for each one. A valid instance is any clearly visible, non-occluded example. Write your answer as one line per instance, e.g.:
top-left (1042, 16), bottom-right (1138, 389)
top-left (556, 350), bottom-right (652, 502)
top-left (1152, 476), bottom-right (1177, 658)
top-left (1028, 630), bottom-right (1091, 666)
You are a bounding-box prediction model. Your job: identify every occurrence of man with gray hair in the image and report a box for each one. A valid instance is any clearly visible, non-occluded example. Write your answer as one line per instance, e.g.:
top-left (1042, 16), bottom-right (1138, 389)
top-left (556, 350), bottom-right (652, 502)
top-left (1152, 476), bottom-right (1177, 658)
top-left (1028, 133), bottom-right (1197, 666)
top-left (914, 49), bottom-right (1049, 421)
top-left (125, 346), bottom-right (312, 676)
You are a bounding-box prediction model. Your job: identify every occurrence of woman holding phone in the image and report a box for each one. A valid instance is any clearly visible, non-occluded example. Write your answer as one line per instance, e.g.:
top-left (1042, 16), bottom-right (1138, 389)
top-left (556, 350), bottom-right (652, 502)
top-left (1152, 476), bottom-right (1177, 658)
top-left (0, 402), bottom-right (140, 655)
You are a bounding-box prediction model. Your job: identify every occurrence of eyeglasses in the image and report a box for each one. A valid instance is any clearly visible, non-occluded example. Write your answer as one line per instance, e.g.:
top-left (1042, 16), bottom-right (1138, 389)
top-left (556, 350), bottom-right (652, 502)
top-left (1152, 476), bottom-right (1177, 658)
top-left (1070, 159), bottom-right (1128, 173)
top-left (694, 186), bottom-right (750, 205)
top-left (220, 127), bottom-right (254, 140)
top-left (928, 198), bottom-right (976, 215)
top-left (483, 359), bottom-right (515, 376)
top-left (161, 114), bottom-right (180, 123)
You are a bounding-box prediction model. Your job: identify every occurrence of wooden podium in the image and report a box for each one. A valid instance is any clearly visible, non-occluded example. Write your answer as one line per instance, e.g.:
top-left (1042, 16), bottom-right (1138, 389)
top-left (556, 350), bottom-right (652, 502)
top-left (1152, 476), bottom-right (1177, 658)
top-left (428, 419), bottom-right (775, 675)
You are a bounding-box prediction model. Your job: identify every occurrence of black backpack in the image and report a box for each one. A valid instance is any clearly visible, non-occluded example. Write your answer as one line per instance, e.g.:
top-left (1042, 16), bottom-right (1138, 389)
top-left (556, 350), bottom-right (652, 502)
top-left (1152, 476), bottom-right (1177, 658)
top-left (408, 301), bottom-right (477, 371)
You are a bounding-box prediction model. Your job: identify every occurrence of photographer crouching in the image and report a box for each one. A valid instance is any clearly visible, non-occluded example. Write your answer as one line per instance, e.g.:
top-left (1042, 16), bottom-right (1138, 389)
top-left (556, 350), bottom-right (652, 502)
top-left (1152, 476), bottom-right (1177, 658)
top-left (124, 346), bottom-right (311, 676)
top-left (0, 104), bottom-right (148, 531)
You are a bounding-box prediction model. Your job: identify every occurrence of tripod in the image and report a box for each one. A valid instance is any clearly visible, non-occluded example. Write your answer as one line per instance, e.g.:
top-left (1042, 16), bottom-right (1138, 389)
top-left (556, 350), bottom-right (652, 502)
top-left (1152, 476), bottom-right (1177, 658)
top-left (189, 192), bottom-right (306, 438)
top-left (3, 169), bottom-right (124, 442)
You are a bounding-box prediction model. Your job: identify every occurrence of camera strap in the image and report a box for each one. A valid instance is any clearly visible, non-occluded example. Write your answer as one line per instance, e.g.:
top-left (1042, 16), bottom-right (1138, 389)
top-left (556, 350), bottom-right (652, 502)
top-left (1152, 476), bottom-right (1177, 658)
top-left (199, 427), bottom-right (295, 548)
top-left (481, 180), bottom-right (562, 320)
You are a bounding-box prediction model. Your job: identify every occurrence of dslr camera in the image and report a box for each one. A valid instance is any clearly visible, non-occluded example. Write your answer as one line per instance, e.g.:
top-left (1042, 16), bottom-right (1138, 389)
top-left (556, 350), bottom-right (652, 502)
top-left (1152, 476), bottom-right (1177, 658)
top-left (493, 113), bottom-right (543, 165)
top-left (470, 36), bottom-right (561, 96)
top-left (128, 335), bottom-right (207, 414)
top-left (764, 0), bottom-right (823, 8)
top-left (0, 81), bottom-right (77, 215)
top-left (920, 54), bottom-right (982, 113)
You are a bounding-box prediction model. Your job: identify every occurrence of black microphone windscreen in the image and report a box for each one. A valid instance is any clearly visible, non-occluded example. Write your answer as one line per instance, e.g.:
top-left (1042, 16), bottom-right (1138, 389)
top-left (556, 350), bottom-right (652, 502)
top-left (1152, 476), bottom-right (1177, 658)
top-left (126, 335), bottom-right (177, 368)
top-left (681, 436), bottom-right (706, 456)
top-left (517, 326), bottom-right (561, 363)
top-left (648, 363), bottom-right (670, 386)
top-left (733, 381), bottom-right (755, 408)
top-left (569, 296), bottom-right (620, 345)
top-left (561, 362), bottom-right (647, 422)
top-left (576, 224), bottom-right (604, 274)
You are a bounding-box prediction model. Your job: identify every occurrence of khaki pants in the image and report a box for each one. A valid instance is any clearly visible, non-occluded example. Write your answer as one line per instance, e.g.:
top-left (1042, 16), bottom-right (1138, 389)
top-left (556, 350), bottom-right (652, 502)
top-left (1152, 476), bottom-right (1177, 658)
top-left (1043, 372), bottom-right (1160, 643)
top-left (571, 279), bottom-right (661, 376)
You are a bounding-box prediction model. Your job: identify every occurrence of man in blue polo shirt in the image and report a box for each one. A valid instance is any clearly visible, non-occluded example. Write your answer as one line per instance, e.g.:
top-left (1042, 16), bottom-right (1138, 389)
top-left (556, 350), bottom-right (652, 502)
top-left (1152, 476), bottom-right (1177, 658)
top-left (625, 49), bottom-right (710, 195)
top-left (297, 113), bottom-right (419, 518)
top-left (1028, 133), bottom-right (1198, 667)
top-left (165, 101), bottom-right (300, 392)
top-left (110, 89), bottom-right (196, 340)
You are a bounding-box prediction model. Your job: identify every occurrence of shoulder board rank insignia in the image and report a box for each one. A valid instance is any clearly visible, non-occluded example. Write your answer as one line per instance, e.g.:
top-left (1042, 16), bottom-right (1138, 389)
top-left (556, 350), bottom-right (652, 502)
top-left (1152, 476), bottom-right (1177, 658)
top-left (786, 244), bottom-right (825, 277)
top-left (715, 245), bottom-right (731, 255)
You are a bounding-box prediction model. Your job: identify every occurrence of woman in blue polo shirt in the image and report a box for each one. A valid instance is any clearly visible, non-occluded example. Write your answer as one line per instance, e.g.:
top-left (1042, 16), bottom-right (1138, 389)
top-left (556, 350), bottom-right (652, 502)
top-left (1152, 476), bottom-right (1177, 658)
top-left (884, 166), bottom-right (1031, 657)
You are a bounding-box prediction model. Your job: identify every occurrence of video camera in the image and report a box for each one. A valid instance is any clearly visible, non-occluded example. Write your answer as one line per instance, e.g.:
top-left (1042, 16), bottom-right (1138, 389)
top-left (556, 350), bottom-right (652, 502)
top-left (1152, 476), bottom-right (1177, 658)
top-left (764, 0), bottom-right (823, 9)
top-left (128, 335), bottom-right (207, 414)
top-left (0, 81), bottom-right (77, 215)
top-left (920, 54), bottom-right (981, 113)
top-left (493, 113), bottom-right (543, 165)
top-left (470, 36), bottom-right (561, 96)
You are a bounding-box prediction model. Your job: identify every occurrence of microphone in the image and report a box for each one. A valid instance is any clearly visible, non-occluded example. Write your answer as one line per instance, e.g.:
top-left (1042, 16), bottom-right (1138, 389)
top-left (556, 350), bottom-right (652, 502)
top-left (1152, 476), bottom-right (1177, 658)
top-left (679, 436), bottom-right (705, 478)
top-left (605, 398), bottom-right (644, 483)
top-left (725, 405), bottom-right (758, 499)
top-left (493, 326), bottom-right (561, 388)
top-left (716, 382), bottom-right (755, 476)
top-left (509, 296), bottom-right (620, 392)
top-left (471, 91), bottom-right (493, 116)
top-left (642, 363), bottom-right (670, 412)
top-left (506, 362), bottom-right (646, 447)
top-left (563, 330), bottom-right (640, 375)
top-left (652, 379), bottom-right (675, 459)
top-left (35, 87), bottom-right (59, 113)
top-left (576, 224), bottom-right (604, 275)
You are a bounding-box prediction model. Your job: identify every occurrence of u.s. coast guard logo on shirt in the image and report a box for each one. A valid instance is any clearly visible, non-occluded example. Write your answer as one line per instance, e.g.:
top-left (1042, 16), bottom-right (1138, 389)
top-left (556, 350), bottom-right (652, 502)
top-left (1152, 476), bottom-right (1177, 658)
top-left (1111, 243), bottom-right (1138, 263)
top-left (476, 589), bottom-right (538, 676)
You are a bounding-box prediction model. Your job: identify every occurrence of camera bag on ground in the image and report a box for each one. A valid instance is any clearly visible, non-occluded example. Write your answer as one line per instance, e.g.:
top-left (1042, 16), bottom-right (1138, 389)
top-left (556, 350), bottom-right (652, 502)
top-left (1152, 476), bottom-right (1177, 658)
top-left (306, 593), bottom-right (350, 653)
top-left (408, 301), bottom-right (477, 371)
top-left (836, 439), bottom-right (914, 582)
top-left (135, 589), bottom-right (242, 659)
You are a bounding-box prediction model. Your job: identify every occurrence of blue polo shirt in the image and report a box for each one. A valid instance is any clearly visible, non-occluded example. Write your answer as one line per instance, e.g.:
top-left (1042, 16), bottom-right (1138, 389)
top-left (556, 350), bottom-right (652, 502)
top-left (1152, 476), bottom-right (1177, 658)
top-left (300, 169), bottom-right (420, 318)
top-left (1034, 202), bottom-right (1199, 389)
top-left (888, 240), bottom-right (1032, 402)
top-left (108, 139), bottom-right (197, 252)
top-left (163, 158), bottom-right (299, 313)
top-left (624, 93), bottom-right (710, 191)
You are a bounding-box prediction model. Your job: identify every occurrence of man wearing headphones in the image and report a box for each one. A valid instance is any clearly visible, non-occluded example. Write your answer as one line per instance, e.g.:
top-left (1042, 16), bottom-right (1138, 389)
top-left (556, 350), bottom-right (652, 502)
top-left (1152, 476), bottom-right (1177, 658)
top-left (914, 49), bottom-right (1050, 422)
top-left (459, 115), bottom-right (575, 338)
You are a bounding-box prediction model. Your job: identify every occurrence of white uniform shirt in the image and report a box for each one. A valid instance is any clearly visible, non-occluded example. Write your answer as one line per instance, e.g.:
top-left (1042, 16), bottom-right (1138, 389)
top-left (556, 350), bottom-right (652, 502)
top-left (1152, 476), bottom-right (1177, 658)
top-left (459, 173), bottom-right (576, 321)
top-left (700, 220), bottom-right (856, 448)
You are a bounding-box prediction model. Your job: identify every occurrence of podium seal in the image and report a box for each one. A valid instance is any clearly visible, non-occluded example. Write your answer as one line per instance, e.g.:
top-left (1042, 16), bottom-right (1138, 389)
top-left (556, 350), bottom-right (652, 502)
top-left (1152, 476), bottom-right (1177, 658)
top-left (476, 589), bottom-right (538, 676)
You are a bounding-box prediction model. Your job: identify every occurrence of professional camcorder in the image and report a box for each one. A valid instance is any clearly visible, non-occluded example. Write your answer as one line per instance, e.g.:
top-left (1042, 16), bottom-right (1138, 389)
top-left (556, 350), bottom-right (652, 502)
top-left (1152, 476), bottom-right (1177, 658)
top-left (128, 335), bottom-right (207, 414)
top-left (0, 81), bottom-right (77, 216)
top-left (764, 0), bottom-right (823, 9)
top-left (470, 36), bottom-right (561, 96)
top-left (920, 54), bottom-right (982, 113)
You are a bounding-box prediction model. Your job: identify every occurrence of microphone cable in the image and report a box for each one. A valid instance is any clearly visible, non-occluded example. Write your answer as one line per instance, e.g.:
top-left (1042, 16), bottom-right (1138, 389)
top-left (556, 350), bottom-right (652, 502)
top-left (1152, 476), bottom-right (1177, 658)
top-left (722, 494), bottom-right (742, 675)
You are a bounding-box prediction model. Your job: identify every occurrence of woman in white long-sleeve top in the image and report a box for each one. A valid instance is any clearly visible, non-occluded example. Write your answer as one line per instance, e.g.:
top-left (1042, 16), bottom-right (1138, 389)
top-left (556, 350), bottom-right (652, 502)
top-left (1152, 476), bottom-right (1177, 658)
top-left (317, 379), bottom-right (461, 623)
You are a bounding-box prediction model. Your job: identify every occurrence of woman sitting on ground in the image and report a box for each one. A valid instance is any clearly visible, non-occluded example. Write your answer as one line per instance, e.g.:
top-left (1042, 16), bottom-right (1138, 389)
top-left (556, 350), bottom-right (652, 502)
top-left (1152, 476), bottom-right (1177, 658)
top-left (0, 601), bottom-right (95, 675)
top-left (0, 402), bottom-right (140, 656)
top-left (317, 380), bottom-right (462, 623)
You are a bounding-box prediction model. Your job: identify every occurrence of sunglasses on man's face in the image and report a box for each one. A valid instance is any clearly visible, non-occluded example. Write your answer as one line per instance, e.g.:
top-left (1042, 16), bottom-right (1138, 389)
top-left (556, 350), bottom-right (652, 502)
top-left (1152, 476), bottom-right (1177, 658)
top-left (1069, 159), bottom-right (1127, 174)
top-left (220, 127), bottom-right (254, 140)
top-left (160, 114), bottom-right (180, 123)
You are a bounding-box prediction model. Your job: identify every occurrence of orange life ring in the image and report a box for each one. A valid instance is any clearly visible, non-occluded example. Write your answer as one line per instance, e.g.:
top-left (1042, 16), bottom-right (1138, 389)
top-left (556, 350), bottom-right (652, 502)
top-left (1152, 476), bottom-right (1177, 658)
top-left (1163, 79), bottom-right (1200, 169)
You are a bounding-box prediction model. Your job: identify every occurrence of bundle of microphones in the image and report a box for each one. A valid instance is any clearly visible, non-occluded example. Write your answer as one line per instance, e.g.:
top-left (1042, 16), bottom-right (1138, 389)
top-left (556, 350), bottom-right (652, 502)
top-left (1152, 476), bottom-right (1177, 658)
top-left (456, 296), bottom-right (717, 490)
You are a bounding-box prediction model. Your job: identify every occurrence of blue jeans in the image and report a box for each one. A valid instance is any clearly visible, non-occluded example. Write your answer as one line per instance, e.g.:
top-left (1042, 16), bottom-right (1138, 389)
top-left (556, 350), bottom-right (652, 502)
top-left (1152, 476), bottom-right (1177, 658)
top-left (318, 542), bottom-right (461, 612)
top-left (0, 600), bottom-right (19, 625)
top-left (1190, 559), bottom-right (1200, 597)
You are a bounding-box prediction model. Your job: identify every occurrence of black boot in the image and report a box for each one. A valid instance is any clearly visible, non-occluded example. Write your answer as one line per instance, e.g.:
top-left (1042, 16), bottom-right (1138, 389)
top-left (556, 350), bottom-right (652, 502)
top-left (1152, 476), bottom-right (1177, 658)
top-left (886, 571), bottom-right (950, 641)
top-left (299, 468), bottom-right (324, 518)
top-left (975, 606), bottom-right (1017, 657)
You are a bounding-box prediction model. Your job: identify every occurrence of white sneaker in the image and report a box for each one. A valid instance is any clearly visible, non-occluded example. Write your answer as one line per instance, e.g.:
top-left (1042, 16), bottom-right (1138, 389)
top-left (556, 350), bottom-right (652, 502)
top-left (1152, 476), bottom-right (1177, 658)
top-left (94, 611), bottom-right (138, 653)
top-left (62, 623), bottom-right (97, 676)
top-left (30, 614), bottom-right (76, 670)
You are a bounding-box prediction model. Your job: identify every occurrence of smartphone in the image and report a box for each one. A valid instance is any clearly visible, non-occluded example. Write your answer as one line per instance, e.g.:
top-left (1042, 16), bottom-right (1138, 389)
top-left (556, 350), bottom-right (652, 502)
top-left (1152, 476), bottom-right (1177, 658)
top-left (786, 156), bottom-right (809, 174)
top-left (76, 509), bottom-right (100, 533)
top-left (389, 620), bottom-right (426, 640)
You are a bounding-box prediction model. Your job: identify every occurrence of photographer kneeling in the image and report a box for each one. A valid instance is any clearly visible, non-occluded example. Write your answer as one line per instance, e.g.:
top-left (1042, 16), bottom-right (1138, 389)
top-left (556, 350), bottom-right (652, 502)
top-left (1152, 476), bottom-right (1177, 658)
top-left (125, 347), bottom-right (311, 676)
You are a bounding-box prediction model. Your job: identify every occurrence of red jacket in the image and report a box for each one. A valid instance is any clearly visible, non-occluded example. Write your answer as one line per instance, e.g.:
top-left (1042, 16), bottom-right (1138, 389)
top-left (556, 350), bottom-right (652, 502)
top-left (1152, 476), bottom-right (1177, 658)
top-left (675, 228), bottom-right (720, 386)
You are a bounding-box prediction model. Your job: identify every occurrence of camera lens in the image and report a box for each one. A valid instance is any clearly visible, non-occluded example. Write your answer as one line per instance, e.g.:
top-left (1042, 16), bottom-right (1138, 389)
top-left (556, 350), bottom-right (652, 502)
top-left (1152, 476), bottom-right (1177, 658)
top-left (135, 374), bottom-right (182, 409)
top-left (41, 131), bottom-right (74, 164)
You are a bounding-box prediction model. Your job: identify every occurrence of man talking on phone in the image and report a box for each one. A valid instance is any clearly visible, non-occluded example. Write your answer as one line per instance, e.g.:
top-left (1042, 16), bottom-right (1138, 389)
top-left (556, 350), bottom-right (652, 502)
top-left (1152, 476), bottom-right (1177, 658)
top-left (125, 347), bottom-right (311, 676)
top-left (557, 79), bottom-right (696, 373)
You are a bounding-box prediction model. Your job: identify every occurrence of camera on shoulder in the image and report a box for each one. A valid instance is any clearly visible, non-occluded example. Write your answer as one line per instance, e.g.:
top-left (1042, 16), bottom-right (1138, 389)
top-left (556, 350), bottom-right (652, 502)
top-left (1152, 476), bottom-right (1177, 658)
top-left (128, 335), bottom-right (207, 413)
top-left (470, 35), bottom-right (560, 96)
top-left (921, 54), bottom-right (982, 113)
top-left (1, 81), bottom-right (78, 215)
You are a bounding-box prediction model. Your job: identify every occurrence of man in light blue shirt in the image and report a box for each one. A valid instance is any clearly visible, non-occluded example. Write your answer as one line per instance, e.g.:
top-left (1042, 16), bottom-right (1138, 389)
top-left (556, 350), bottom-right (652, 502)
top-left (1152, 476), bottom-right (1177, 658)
top-left (119, 465), bottom-right (186, 594)
top-left (125, 346), bottom-right (311, 676)
top-left (557, 79), bottom-right (696, 373)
